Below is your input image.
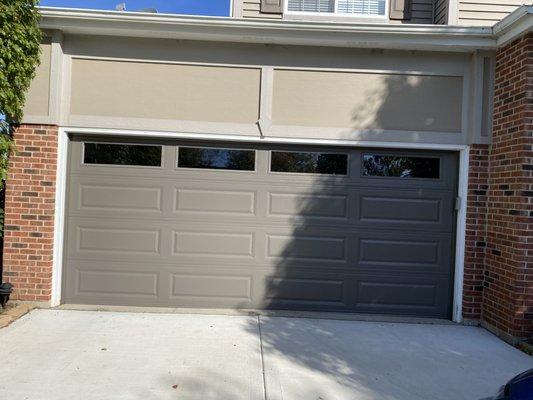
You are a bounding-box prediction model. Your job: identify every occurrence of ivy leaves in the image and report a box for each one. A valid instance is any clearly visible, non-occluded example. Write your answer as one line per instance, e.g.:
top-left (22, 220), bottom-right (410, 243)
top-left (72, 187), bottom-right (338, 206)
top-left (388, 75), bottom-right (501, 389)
top-left (0, 0), bottom-right (42, 126)
top-left (0, 1), bottom-right (42, 234)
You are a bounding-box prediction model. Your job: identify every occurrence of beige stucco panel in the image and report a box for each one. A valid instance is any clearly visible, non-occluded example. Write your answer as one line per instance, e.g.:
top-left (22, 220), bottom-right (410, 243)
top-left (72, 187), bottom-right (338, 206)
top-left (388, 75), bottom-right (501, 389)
top-left (272, 70), bottom-right (463, 133)
top-left (70, 59), bottom-right (261, 124)
top-left (23, 41), bottom-right (51, 117)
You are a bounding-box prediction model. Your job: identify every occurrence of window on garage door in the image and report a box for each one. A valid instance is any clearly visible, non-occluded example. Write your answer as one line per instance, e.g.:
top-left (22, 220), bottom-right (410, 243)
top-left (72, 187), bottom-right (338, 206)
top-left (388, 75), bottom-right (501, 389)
top-left (83, 142), bottom-right (162, 167)
top-left (177, 146), bottom-right (256, 171)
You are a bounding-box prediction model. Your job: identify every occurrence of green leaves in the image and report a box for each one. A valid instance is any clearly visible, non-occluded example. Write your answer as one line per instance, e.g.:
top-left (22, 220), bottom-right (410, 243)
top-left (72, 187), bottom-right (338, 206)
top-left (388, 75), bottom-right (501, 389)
top-left (0, 0), bottom-right (42, 237)
top-left (0, 0), bottom-right (42, 123)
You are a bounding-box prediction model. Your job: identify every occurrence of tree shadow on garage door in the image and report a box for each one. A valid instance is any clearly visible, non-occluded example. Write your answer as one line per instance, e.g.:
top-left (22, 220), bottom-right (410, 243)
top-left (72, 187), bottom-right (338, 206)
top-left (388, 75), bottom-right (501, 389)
top-left (240, 74), bottom-right (474, 399)
top-left (241, 155), bottom-right (494, 399)
top-left (258, 73), bottom-right (459, 317)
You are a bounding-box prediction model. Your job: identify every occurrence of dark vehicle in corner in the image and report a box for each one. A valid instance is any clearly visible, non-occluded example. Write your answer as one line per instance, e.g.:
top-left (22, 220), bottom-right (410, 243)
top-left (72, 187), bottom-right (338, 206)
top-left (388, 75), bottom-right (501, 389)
top-left (493, 369), bottom-right (533, 400)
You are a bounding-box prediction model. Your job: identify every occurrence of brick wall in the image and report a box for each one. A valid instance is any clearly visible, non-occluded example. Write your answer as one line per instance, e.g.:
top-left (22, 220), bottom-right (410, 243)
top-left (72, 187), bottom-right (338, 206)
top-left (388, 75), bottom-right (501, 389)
top-left (463, 144), bottom-right (490, 321)
top-left (2, 124), bottom-right (58, 303)
top-left (482, 33), bottom-right (533, 340)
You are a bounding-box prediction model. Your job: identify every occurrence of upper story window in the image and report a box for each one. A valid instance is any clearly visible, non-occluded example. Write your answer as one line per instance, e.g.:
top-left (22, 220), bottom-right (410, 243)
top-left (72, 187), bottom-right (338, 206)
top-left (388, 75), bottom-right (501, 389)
top-left (287, 0), bottom-right (387, 17)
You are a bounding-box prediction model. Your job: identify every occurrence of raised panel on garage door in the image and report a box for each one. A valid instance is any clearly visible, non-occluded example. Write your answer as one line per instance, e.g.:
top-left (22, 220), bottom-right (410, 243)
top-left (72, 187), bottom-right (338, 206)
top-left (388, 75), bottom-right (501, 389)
top-left (63, 137), bottom-right (457, 318)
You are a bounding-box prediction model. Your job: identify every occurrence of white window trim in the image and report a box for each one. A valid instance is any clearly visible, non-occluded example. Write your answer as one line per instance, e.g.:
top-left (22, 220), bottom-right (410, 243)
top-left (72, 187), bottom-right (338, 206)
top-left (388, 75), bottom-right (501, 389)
top-left (284, 0), bottom-right (389, 20)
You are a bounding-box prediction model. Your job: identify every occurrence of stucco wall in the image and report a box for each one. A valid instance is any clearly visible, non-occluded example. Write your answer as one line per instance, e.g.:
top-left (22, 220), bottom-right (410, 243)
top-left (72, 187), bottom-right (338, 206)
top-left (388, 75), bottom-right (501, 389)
top-left (23, 34), bottom-right (487, 145)
top-left (70, 60), bottom-right (261, 124)
top-left (272, 70), bottom-right (463, 132)
top-left (23, 39), bottom-right (52, 118)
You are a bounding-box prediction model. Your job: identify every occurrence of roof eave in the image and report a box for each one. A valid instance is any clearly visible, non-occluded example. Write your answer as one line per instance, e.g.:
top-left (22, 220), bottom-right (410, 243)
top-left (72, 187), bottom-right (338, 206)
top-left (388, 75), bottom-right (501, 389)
top-left (38, 7), bottom-right (496, 52)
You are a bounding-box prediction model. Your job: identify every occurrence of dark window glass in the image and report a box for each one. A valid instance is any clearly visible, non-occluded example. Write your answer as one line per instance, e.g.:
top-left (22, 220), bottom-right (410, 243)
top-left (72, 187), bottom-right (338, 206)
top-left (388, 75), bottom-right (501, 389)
top-left (271, 151), bottom-right (348, 175)
top-left (178, 147), bottom-right (255, 171)
top-left (362, 154), bottom-right (440, 179)
top-left (84, 143), bottom-right (162, 166)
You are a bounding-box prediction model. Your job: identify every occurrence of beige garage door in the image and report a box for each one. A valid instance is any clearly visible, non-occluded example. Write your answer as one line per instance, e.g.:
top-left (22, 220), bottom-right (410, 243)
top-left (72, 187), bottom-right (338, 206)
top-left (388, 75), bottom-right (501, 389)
top-left (63, 136), bottom-right (458, 318)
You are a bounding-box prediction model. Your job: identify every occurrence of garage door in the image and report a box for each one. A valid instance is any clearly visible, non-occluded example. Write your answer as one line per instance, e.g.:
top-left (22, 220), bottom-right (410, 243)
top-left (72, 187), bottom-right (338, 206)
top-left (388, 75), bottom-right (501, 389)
top-left (63, 137), bottom-right (458, 318)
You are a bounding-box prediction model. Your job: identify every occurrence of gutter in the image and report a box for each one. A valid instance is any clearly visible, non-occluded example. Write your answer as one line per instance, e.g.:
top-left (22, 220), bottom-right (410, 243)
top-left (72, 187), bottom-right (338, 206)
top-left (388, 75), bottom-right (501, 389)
top-left (38, 7), bottom-right (494, 52)
top-left (493, 5), bottom-right (533, 47)
top-left (37, 5), bottom-right (532, 52)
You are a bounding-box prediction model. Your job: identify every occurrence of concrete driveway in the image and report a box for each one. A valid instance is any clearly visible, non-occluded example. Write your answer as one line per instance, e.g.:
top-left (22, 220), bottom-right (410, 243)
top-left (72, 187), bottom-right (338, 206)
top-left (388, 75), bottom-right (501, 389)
top-left (0, 310), bottom-right (531, 400)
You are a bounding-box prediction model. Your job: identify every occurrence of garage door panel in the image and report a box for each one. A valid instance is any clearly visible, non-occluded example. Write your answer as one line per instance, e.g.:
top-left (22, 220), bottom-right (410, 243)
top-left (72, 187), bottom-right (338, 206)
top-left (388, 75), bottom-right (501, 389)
top-left (67, 220), bottom-right (171, 262)
top-left (359, 239), bottom-right (439, 265)
top-left (357, 190), bottom-right (454, 232)
top-left (264, 276), bottom-right (352, 311)
top-left (63, 258), bottom-right (166, 304)
top-left (76, 270), bottom-right (159, 297)
top-left (77, 226), bottom-right (162, 255)
top-left (69, 177), bottom-right (166, 215)
top-left (267, 192), bottom-right (349, 219)
top-left (175, 188), bottom-right (256, 215)
top-left (356, 233), bottom-right (452, 274)
top-left (173, 231), bottom-right (255, 258)
top-left (353, 275), bottom-right (451, 317)
top-left (171, 274), bottom-right (252, 301)
top-left (79, 183), bottom-right (163, 212)
top-left (64, 139), bottom-right (457, 318)
top-left (266, 234), bottom-right (347, 262)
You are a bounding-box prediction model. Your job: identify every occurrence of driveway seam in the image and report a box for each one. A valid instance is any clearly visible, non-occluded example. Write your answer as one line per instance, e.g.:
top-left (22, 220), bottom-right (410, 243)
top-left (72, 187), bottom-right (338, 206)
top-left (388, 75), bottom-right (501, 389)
top-left (257, 315), bottom-right (268, 400)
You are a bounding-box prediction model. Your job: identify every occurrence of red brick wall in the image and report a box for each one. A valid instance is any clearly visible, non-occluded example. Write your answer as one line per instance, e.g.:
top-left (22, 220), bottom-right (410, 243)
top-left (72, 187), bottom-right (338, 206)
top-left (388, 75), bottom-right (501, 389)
top-left (482, 33), bottom-right (533, 340)
top-left (2, 125), bottom-right (58, 303)
top-left (463, 144), bottom-right (490, 321)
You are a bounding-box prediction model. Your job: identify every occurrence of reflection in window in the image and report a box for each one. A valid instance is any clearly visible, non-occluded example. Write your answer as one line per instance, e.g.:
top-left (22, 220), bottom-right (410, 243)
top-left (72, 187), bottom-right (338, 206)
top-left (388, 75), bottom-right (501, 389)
top-left (362, 154), bottom-right (440, 179)
top-left (84, 143), bottom-right (162, 166)
top-left (271, 151), bottom-right (348, 175)
top-left (178, 147), bottom-right (255, 171)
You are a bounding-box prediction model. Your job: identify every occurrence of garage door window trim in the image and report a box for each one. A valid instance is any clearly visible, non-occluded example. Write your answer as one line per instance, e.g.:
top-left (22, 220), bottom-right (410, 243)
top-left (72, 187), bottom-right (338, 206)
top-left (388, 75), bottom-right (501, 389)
top-left (176, 145), bottom-right (257, 172)
top-left (82, 142), bottom-right (163, 169)
top-left (269, 150), bottom-right (350, 176)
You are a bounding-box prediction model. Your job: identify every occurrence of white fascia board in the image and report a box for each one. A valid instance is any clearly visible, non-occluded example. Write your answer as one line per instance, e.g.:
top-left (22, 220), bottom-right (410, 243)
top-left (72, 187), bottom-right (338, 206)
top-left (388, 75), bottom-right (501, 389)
top-left (38, 7), bottom-right (495, 52)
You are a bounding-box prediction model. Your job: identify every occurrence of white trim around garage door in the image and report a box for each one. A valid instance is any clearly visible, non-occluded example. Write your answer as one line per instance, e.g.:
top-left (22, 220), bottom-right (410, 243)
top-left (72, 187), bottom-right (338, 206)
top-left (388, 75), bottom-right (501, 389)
top-left (51, 128), bottom-right (69, 307)
top-left (50, 127), bottom-right (469, 323)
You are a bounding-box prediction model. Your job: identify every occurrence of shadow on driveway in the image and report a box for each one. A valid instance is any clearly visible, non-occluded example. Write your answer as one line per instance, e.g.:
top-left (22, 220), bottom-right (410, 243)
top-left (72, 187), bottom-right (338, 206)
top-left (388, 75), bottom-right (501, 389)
top-left (253, 316), bottom-right (532, 400)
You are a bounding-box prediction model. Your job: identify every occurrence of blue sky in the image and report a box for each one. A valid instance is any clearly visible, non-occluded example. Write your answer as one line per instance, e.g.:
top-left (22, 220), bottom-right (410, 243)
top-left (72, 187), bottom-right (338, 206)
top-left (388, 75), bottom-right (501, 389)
top-left (38, 0), bottom-right (231, 16)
